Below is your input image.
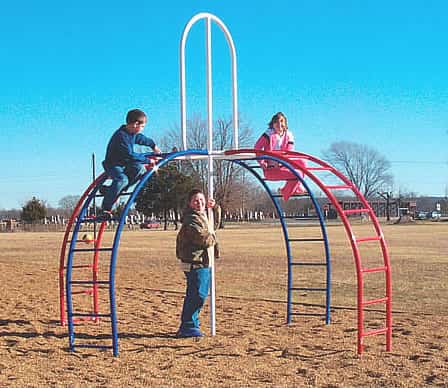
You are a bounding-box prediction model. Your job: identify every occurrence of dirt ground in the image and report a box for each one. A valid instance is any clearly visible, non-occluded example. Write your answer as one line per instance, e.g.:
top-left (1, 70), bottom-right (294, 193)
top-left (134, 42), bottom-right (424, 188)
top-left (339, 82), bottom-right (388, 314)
top-left (0, 222), bottom-right (447, 387)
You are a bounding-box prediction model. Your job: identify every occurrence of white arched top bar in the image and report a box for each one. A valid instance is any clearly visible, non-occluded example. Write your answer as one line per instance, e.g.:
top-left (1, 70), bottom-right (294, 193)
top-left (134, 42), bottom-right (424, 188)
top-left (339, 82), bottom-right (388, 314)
top-left (179, 12), bottom-right (239, 151)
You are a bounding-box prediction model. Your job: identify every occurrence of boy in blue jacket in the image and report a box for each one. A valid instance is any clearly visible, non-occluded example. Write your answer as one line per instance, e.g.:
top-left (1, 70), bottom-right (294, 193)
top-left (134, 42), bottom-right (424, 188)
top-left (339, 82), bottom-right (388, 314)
top-left (99, 109), bottom-right (161, 220)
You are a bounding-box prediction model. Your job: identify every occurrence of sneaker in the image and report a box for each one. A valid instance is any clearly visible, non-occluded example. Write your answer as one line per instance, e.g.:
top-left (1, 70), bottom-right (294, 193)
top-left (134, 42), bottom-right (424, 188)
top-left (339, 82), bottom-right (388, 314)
top-left (176, 327), bottom-right (204, 338)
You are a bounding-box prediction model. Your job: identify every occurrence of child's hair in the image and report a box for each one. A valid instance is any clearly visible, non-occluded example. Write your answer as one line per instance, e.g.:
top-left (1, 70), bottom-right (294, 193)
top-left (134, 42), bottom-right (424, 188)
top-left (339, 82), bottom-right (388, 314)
top-left (268, 112), bottom-right (288, 129)
top-left (126, 109), bottom-right (147, 124)
top-left (187, 188), bottom-right (206, 203)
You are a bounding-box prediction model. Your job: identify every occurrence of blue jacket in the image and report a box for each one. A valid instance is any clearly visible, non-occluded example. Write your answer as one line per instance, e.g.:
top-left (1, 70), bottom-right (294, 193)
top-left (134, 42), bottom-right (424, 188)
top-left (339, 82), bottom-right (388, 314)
top-left (103, 125), bottom-right (156, 168)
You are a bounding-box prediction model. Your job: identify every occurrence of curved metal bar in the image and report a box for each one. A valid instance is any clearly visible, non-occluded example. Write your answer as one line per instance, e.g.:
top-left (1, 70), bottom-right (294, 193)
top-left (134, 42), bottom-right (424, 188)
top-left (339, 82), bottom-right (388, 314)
top-left (59, 173), bottom-right (107, 325)
top-left (234, 155), bottom-right (331, 324)
top-left (108, 149), bottom-right (208, 356)
top-left (66, 180), bottom-right (107, 351)
top-left (227, 148), bottom-right (392, 354)
top-left (179, 13), bottom-right (239, 150)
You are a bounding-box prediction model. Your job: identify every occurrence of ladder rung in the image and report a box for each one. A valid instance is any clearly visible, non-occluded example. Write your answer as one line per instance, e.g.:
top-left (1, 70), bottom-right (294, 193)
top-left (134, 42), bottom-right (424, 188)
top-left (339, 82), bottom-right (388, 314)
top-left (290, 287), bottom-right (327, 292)
top-left (289, 238), bottom-right (324, 242)
top-left (343, 208), bottom-right (370, 214)
top-left (70, 280), bottom-right (109, 285)
top-left (71, 313), bottom-right (111, 318)
top-left (363, 327), bottom-right (388, 337)
top-left (291, 262), bottom-right (327, 266)
top-left (362, 297), bottom-right (388, 306)
top-left (290, 312), bottom-right (325, 317)
top-left (69, 265), bottom-right (93, 269)
top-left (72, 289), bottom-right (94, 295)
top-left (72, 248), bottom-right (113, 252)
top-left (325, 185), bottom-right (352, 190)
top-left (362, 266), bottom-right (387, 273)
top-left (356, 236), bottom-right (381, 243)
top-left (74, 344), bottom-right (114, 349)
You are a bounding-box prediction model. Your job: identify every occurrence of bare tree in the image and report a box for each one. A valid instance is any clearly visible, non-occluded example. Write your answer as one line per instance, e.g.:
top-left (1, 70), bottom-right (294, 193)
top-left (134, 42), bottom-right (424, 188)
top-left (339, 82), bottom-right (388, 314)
top-left (323, 141), bottom-right (393, 198)
top-left (161, 114), bottom-right (254, 226)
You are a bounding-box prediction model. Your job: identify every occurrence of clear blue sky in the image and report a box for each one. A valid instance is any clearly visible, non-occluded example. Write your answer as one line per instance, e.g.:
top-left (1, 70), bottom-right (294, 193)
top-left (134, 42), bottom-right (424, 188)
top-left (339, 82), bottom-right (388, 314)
top-left (1, 0), bottom-right (447, 209)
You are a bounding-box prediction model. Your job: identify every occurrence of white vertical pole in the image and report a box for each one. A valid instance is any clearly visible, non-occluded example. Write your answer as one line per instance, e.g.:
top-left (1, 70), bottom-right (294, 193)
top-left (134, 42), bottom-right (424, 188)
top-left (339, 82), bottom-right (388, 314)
top-left (205, 16), bottom-right (216, 336)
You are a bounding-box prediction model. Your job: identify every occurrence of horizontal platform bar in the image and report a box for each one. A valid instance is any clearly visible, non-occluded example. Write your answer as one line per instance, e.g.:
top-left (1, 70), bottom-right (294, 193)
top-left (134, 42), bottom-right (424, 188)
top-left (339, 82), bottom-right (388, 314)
top-left (356, 236), bottom-right (381, 243)
top-left (291, 262), bottom-right (327, 266)
top-left (362, 297), bottom-right (388, 306)
top-left (70, 280), bottom-right (109, 285)
top-left (362, 266), bottom-right (387, 273)
top-left (362, 327), bottom-right (389, 337)
top-left (343, 208), bottom-right (370, 214)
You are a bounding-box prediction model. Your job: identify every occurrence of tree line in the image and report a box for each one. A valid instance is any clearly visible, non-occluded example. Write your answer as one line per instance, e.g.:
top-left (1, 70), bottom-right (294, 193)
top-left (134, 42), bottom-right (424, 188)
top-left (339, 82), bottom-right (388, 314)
top-left (3, 115), bottom-right (402, 225)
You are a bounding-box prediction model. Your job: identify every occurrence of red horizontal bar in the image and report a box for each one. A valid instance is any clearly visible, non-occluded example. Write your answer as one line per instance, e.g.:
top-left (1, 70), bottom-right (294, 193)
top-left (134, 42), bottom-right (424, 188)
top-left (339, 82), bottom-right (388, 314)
top-left (362, 297), bottom-right (388, 306)
top-left (363, 327), bottom-right (388, 337)
top-left (356, 236), bottom-right (381, 243)
top-left (362, 266), bottom-right (387, 273)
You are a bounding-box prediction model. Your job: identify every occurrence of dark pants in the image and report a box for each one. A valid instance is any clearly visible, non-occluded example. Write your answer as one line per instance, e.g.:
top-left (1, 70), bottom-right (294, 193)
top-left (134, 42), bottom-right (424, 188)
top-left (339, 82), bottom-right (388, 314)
top-left (101, 162), bottom-right (146, 211)
top-left (180, 267), bottom-right (211, 330)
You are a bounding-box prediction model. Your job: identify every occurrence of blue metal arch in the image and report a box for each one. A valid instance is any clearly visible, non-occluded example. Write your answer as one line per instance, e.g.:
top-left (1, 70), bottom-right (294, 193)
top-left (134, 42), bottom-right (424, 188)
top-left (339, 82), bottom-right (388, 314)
top-left (233, 154), bottom-right (331, 324)
top-left (66, 149), bottom-right (332, 356)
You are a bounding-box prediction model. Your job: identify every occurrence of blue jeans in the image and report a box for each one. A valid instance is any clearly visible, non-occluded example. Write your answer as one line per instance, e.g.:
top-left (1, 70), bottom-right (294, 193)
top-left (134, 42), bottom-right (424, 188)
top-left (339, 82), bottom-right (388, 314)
top-left (101, 162), bottom-right (146, 211)
top-left (180, 267), bottom-right (211, 330)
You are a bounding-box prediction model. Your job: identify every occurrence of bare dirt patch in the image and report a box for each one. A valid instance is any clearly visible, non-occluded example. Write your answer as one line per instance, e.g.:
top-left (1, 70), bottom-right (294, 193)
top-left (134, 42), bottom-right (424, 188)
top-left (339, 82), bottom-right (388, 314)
top-left (0, 223), bottom-right (447, 386)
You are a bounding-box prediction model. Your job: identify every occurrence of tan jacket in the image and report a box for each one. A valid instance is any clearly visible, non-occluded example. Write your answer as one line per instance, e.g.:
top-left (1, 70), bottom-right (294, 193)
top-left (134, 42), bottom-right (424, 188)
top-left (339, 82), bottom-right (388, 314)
top-left (176, 208), bottom-right (218, 267)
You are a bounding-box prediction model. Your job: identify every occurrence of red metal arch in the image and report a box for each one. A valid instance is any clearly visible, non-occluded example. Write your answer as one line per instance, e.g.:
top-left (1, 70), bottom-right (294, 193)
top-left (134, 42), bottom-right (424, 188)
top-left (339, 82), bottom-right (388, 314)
top-left (226, 149), bottom-right (392, 354)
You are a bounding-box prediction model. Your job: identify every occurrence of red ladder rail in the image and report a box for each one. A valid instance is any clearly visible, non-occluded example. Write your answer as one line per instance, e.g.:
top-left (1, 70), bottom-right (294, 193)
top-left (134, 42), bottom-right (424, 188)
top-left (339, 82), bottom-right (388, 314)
top-left (226, 149), bottom-right (392, 354)
top-left (59, 173), bottom-right (106, 326)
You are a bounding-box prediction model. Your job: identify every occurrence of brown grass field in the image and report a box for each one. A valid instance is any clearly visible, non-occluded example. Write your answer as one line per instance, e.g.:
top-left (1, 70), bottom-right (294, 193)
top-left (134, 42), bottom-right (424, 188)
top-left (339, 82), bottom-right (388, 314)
top-left (0, 222), bottom-right (447, 387)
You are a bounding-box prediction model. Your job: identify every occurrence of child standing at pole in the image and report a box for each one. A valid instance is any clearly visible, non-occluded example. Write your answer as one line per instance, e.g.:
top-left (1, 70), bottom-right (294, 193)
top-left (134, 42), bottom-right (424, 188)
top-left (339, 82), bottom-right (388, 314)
top-left (254, 112), bottom-right (306, 201)
top-left (176, 189), bottom-right (219, 338)
top-left (99, 109), bottom-right (161, 220)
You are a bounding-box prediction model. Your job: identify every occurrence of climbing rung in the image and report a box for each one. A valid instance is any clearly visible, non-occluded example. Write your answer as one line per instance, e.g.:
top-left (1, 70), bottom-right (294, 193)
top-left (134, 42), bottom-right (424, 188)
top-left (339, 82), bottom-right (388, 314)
top-left (289, 238), bottom-right (324, 242)
top-left (362, 297), bottom-right (388, 306)
top-left (290, 287), bottom-right (326, 292)
top-left (291, 262), bottom-right (327, 266)
top-left (70, 280), bottom-right (109, 285)
top-left (325, 185), bottom-right (352, 190)
top-left (72, 289), bottom-right (94, 295)
top-left (344, 208), bottom-right (370, 214)
top-left (74, 344), bottom-right (114, 349)
top-left (290, 312), bottom-right (325, 317)
top-left (72, 248), bottom-right (113, 252)
top-left (356, 236), bottom-right (381, 243)
top-left (362, 266), bottom-right (387, 273)
top-left (64, 264), bottom-right (93, 269)
top-left (363, 327), bottom-right (388, 337)
top-left (71, 313), bottom-right (111, 318)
